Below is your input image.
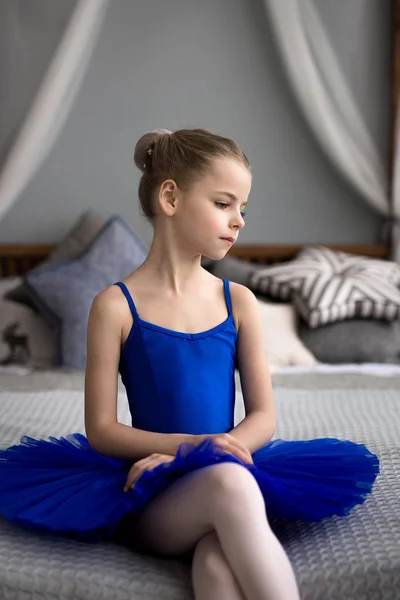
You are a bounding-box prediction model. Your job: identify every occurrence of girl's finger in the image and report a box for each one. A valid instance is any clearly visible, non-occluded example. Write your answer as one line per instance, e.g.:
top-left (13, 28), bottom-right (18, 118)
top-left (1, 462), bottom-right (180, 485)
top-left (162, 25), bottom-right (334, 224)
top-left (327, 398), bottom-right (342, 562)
top-left (228, 446), bottom-right (251, 464)
top-left (214, 441), bottom-right (238, 461)
top-left (212, 435), bottom-right (253, 464)
top-left (225, 437), bottom-right (253, 462)
top-left (124, 456), bottom-right (167, 491)
top-left (124, 460), bottom-right (151, 491)
top-left (223, 442), bottom-right (253, 465)
top-left (224, 438), bottom-right (253, 464)
top-left (124, 470), bottom-right (140, 492)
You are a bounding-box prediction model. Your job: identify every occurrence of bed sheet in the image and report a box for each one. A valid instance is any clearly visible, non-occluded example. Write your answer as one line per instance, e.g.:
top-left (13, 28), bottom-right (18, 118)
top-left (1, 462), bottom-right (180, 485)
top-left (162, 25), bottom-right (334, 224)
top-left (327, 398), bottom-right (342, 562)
top-left (0, 369), bottom-right (399, 600)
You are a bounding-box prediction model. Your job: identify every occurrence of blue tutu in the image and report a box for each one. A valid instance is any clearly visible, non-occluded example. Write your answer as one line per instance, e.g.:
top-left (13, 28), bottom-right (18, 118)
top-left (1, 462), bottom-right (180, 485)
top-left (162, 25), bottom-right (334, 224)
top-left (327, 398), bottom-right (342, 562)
top-left (0, 434), bottom-right (379, 541)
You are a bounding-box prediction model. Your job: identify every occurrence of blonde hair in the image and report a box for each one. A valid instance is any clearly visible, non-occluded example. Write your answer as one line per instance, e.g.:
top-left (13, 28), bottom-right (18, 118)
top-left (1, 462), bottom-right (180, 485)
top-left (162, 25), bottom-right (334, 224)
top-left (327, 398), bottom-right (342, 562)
top-left (133, 128), bottom-right (250, 220)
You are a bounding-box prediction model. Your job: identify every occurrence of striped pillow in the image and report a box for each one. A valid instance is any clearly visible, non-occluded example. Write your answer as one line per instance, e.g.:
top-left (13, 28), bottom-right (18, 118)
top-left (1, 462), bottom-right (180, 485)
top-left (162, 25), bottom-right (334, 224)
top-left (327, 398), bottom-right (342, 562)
top-left (249, 246), bottom-right (400, 328)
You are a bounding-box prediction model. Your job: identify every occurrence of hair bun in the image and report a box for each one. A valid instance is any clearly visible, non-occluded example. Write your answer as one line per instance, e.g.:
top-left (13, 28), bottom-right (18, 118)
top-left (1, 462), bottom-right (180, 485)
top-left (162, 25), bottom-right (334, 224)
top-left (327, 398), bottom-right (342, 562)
top-left (134, 129), bottom-right (172, 172)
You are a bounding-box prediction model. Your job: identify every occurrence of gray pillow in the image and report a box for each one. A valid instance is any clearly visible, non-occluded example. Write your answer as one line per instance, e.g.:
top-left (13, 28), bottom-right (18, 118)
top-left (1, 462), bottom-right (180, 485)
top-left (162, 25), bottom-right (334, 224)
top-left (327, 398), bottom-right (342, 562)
top-left (5, 209), bottom-right (107, 308)
top-left (208, 256), bottom-right (279, 302)
top-left (24, 216), bottom-right (148, 370)
top-left (209, 256), bottom-right (255, 285)
top-left (299, 318), bottom-right (400, 364)
top-left (207, 255), bottom-right (264, 285)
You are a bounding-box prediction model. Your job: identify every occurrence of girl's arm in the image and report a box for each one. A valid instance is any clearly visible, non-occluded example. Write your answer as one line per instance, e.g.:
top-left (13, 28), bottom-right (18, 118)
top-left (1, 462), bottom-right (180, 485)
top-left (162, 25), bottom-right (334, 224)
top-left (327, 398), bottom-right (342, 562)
top-left (228, 283), bottom-right (277, 454)
top-left (84, 289), bottom-right (195, 461)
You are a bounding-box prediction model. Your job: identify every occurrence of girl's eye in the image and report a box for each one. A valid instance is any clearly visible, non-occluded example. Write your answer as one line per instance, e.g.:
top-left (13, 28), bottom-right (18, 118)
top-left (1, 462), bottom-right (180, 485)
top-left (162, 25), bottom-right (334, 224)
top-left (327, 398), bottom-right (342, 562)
top-left (215, 202), bottom-right (247, 218)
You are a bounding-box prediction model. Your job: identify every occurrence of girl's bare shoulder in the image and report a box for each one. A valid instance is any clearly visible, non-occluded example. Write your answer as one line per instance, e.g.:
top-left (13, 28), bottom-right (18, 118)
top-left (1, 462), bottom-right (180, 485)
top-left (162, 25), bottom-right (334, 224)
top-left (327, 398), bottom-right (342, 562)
top-left (227, 281), bottom-right (258, 326)
top-left (229, 281), bottom-right (256, 303)
top-left (89, 283), bottom-right (132, 329)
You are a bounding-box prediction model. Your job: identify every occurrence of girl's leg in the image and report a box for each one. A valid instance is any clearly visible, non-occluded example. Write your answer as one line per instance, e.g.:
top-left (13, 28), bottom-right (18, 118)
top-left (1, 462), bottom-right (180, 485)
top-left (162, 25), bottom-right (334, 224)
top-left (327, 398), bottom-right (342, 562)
top-left (192, 531), bottom-right (245, 600)
top-left (129, 463), bottom-right (300, 600)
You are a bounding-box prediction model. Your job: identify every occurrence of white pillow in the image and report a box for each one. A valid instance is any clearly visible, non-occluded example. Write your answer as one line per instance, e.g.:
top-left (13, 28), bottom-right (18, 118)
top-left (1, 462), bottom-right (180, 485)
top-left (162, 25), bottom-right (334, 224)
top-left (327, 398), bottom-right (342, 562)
top-left (257, 300), bottom-right (318, 368)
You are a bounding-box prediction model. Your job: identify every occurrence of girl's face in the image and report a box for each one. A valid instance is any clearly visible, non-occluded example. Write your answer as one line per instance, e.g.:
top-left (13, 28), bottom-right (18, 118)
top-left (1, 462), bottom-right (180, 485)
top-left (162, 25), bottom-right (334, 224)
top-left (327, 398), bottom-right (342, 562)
top-left (174, 158), bottom-right (251, 260)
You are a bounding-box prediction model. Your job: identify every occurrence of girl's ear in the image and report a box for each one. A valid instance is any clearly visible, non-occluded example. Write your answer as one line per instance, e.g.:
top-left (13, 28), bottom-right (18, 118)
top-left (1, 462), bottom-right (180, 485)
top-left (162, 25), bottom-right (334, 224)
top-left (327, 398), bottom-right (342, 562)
top-left (158, 179), bottom-right (179, 217)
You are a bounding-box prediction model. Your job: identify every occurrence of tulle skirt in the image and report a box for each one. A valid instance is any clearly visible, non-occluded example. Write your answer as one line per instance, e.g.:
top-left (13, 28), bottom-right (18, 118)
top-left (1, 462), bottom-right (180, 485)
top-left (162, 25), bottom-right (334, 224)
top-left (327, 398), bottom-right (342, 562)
top-left (0, 434), bottom-right (379, 541)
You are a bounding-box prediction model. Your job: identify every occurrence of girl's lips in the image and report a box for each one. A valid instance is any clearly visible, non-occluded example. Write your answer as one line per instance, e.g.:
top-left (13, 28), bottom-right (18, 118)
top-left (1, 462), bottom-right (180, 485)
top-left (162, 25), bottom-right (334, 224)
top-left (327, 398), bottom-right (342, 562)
top-left (221, 237), bottom-right (235, 244)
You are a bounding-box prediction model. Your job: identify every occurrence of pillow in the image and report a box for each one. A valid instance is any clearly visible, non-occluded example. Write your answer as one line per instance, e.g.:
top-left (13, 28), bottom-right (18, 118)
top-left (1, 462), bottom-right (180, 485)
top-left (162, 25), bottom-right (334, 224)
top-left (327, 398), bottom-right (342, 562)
top-left (257, 300), bottom-right (318, 368)
top-left (209, 256), bottom-right (262, 286)
top-left (249, 245), bottom-right (400, 328)
top-left (299, 318), bottom-right (400, 364)
top-left (208, 256), bottom-right (280, 302)
top-left (24, 216), bottom-right (148, 370)
top-left (0, 277), bottom-right (57, 369)
top-left (5, 208), bottom-right (107, 308)
top-left (201, 257), bottom-right (215, 269)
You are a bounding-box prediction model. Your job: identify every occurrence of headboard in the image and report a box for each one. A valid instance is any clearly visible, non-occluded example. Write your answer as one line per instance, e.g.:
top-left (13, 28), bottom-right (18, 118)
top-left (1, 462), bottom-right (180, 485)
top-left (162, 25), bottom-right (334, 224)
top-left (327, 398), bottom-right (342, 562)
top-left (0, 243), bottom-right (390, 278)
top-left (0, 245), bottom-right (53, 278)
top-left (229, 244), bottom-right (390, 264)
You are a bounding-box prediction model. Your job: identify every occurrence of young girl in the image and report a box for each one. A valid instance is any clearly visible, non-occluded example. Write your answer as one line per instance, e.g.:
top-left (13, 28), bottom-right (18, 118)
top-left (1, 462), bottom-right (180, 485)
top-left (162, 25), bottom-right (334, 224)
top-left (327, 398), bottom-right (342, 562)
top-left (0, 128), bottom-right (379, 600)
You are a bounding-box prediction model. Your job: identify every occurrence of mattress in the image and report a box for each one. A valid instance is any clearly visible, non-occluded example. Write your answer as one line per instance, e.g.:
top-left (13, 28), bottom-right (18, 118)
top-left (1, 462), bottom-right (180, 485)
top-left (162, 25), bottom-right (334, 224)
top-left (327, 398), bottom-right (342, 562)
top-left (0, 369), bottom-right (399, 600)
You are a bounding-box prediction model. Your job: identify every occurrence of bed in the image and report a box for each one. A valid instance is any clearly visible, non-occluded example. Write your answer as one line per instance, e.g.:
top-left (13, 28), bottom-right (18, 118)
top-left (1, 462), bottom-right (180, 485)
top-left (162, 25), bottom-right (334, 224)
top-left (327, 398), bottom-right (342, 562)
top-left (0, 243), bottom-right (399, 600)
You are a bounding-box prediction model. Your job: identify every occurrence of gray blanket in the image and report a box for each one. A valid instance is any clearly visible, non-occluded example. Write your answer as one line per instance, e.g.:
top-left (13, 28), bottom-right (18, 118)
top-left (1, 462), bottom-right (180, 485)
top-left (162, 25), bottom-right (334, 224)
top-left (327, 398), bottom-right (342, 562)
top-left (0, 372), bottom-right (399, 600)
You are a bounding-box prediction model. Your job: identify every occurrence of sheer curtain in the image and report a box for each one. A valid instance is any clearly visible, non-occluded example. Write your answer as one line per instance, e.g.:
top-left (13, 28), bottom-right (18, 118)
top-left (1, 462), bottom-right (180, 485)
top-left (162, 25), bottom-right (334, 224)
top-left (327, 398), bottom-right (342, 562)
top-left (0, 0), bottom-right (109, 224)
top-left (263, 0), bottom-right (400, 261)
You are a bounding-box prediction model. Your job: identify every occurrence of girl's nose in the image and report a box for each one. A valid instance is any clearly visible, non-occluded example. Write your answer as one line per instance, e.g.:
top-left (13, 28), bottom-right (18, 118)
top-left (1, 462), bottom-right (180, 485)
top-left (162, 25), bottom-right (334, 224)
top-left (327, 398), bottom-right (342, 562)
top-left (232, 212), bottom-right (245, 230)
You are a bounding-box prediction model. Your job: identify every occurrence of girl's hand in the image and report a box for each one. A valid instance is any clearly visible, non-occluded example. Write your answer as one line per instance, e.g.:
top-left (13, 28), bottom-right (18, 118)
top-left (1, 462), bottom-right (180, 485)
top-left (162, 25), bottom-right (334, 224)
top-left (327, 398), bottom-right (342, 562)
top-left (124, 453), bottom-right (175, 492)
top-left (197, 433), bottom-right (253, 465)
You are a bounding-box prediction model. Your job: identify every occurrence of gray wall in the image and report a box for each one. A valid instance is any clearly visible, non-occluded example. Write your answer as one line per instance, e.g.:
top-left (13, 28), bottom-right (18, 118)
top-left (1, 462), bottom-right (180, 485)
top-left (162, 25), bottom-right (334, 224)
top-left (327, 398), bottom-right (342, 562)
top-left (0, 0), bottom-right (392, 245)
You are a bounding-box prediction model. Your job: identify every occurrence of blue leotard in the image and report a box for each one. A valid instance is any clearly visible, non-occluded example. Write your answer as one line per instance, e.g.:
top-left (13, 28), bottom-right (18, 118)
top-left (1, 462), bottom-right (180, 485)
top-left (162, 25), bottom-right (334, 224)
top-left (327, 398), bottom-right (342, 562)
top-left (116, 279), bottom-right (236, 436)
